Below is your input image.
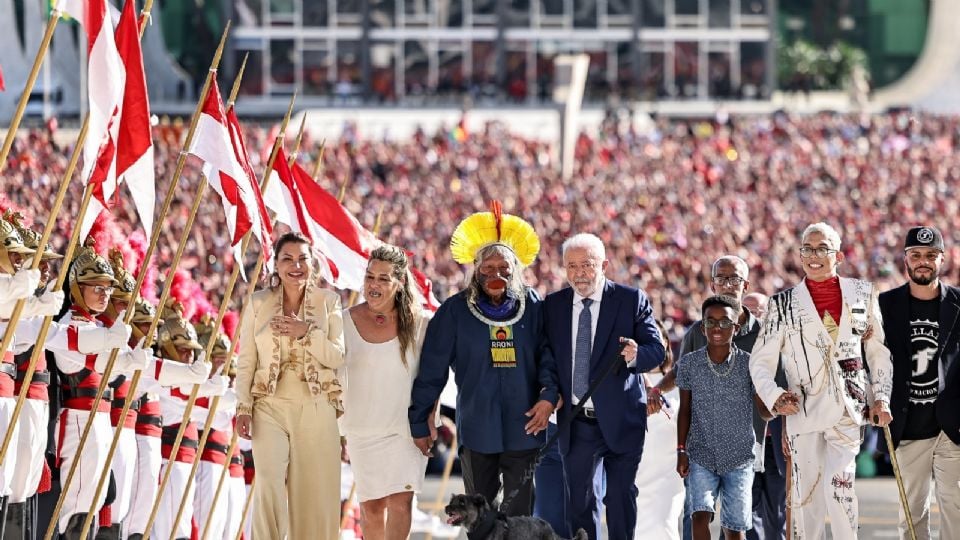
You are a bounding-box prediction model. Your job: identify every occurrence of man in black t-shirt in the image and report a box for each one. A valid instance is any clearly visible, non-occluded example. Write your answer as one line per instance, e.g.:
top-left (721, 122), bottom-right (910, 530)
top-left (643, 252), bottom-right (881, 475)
top-left (879, 225), bottom-right (960, 540)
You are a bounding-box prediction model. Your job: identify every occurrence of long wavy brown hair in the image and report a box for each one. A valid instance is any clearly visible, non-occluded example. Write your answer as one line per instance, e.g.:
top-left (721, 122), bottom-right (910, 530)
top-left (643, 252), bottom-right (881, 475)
top-left (368, 244), bottom-right (419, 366)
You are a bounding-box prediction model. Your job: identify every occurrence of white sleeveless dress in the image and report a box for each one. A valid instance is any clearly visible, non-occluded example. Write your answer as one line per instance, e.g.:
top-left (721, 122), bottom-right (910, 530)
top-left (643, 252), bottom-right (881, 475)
top-left (339, 309), bottom-right (431, 502)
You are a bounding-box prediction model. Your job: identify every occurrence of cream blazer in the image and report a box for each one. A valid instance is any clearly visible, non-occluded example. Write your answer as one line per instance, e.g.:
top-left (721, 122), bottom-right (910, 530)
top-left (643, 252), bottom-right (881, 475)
top-left (750, 277), bottom-right (893, 435)
top-left (235, 282), bottom-right (345, 417)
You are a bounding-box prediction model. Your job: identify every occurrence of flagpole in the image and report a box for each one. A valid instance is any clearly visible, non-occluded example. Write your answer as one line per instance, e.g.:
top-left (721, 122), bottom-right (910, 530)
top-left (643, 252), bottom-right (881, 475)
top-left (75, 48), bottom-right (254, 540)
top-left (312, 139), bottom-right (326, 181)
top-left (139, 89), bottom-right (299, 540)
top-left (42, 19), bottom-right (232, 540)
top-left (234, 477), bottom-right (256, 540)
top-left (0, 7), bottom-right (61, 171)
top-left (198, 428), bottom-right (240, 540)
top-left (167, 107), bottom-right (308, 539)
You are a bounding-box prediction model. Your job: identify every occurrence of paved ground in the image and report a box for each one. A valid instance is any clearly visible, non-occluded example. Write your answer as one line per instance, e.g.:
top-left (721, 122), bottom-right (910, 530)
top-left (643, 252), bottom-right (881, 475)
top-left (407, 475), bottom-right (938, 539)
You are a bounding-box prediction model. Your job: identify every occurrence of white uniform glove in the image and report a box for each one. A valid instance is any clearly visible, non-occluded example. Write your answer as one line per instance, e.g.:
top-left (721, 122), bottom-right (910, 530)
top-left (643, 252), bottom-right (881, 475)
top-left (23, 288), bottom-right (64, 318)
top-left (195, 373), bottom-right (229, 397)
top-left (117, 338), bottom-right (152, 373)
top-left (155, 357), bottom-right (211, 387)
top-left (8, 269), bottom-right (41, 300)
top-left (76, 314), bottom-right (132, 353)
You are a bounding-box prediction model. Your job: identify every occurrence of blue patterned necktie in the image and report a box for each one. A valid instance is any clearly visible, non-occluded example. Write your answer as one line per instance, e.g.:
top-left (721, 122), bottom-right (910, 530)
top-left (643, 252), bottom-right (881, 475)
top-left (573, 298), bottom-right (593, 400)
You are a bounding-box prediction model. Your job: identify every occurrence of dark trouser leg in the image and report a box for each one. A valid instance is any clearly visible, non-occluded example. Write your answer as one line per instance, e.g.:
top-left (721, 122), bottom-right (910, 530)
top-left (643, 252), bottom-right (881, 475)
top-left (562, 419), bottom-right (604, 540)
top-left (459, 447), bottom-right (502, 509)
top-left (3, 502), bottom-right (23, 540)
top-left (601, 447), bottom-right (642, 540)
top-left (534, 423), bottom-right (570, 536)
top-left (750, 440), bottom-right (786, 540)
top-left (497, 449), bottom-right (538, 517)
top-left (59, 514), bottom-right (89, 540)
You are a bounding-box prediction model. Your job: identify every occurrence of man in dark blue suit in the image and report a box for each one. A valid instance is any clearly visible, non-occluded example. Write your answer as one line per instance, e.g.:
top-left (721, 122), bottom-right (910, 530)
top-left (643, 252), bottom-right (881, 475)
top-left (543, 233), bottom-right (665, 540)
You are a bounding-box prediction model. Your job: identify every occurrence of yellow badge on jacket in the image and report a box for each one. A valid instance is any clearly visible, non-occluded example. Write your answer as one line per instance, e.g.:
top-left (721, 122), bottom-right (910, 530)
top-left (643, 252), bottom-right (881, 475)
top-left (489, 325), bottom-right (517, 368)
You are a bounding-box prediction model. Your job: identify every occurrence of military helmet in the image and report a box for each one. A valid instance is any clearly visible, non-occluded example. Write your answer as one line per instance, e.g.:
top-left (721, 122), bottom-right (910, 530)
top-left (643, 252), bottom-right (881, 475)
top-left (195, 314), bottom-right (234, 359)
top-left (158, 302), bottom-right (203, 361)
top-left (68, 243), bottom-right (118, 313)
top-left (129, 298), bottom-right (161, 342)
top-left (3, 211), bottom-right (62, 262)
top-left (0, 219), bottom-right (35, 274)
top-left (104, 249), bottom-right (137, 322)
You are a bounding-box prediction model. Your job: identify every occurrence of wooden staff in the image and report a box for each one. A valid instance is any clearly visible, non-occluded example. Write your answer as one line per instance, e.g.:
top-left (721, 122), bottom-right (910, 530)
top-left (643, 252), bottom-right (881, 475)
top-left (234, 477), bottom-right (255, 540)
top-left (0, 8), bottom-right (61, 171)
top-left (883, 425), bottom-right (917, 540)
top-left (198, 429), bottom-right (240, 540)
top-left (74, 49), bottom-right (253, 540)
top-left (165, 107), bottom-right (308, 540)
top-left (312, 139), bottom-right (326, 181)
top-left (42, 20), bottom-right (232, 540)
top-left (139, 83), bottom-right (298, 540)
top-left (0, 116), bottom-right (89, 466)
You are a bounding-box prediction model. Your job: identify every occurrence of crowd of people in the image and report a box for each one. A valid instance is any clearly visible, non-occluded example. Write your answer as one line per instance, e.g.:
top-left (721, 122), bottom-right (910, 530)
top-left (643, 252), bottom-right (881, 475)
top-left (6, 111), bottom-right (960, 342)
top-left (2, 110), bottom-right (960, 540)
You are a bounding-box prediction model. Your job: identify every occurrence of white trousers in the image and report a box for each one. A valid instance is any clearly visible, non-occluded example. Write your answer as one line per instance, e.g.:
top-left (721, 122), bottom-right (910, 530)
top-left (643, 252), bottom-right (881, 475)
top-left (0, 397), bottom-right (20, 497)
top-left (153, 459), bottom-right (194, 540)
top-left (786, 414), bottom-right (861, 540)
top-left (109, 426), bottom-right (137, 523)
top-left (194, 460), bottom-right (227, 540)
top-left (244, 484), bottom-right (253, 540)
top-left (127, 434), bottom-right (161, 535)
top-left (222, 476), bottom-right (246, 540)
top-left (634, 392), bottom-right (684, 540)
top-left (9, 399), bottom-right (45, 502)
top-left (895, 432), bottom-right (960, 540)
top-left (56, 408), bottom-right (111, 533)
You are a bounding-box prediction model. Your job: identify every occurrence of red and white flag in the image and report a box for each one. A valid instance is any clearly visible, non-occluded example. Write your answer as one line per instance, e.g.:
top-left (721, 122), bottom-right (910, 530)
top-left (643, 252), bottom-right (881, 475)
top-left (62, 0), bottom-right (155, 243)
top-left (410, 265), bottom-right (440, 312)
top-left (112, 0), bottom-right (155, 239)
top-left (58, 0), bottom-right (124, 241)
top-left (188, 80), bottom-right (273, 277)
top-left (265, 149), bottom-right (379, 291)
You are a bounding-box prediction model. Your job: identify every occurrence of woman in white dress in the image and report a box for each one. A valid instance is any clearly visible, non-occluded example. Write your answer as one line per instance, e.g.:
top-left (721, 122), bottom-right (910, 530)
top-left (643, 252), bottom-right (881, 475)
top-left (634, 320), bottom-right (685, 540)
top-left (340, 244), bottom-right (434, 540)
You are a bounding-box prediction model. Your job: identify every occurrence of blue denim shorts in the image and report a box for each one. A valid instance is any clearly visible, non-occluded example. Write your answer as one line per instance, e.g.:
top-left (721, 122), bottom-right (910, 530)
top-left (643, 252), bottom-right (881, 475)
top-left (685, 460), bottom-right (754, 532)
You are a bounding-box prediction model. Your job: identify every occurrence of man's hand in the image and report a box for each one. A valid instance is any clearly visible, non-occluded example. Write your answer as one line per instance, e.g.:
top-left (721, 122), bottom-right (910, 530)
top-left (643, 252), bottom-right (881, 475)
top-left (870, 400), bottom-right (892, 427)
top-left (237, 414), bottom-right (253, 440)
top-left (619, 337), bottom-right (638, 364)
top-left (676, 452), bottom-right (689, 478)
top-left (413, 436), bottom-right (434, 457)
top-left (773, 391), bottom-right (801, 416)
top-left (525, 399), bottom-right (553, 435)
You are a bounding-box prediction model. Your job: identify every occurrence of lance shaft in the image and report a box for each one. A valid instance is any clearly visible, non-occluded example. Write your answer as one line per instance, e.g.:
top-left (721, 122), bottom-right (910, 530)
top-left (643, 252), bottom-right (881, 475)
top-left (42, 18), bottom-right (231, 540)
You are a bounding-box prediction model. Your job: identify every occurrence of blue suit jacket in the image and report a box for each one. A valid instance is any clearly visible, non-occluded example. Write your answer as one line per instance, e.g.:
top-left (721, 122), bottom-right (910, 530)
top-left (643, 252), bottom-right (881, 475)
top-left (544, 280), bottom-right (665, 455)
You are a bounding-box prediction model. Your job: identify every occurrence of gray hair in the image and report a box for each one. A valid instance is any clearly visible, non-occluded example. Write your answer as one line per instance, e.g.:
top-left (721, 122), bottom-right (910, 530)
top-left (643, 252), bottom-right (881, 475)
top-left (466, 244), bottom-right (526, 302)
top-left (561, 233), bottom-right (606, 261)
top-left (712, 256), bottom-right (749, 279)
top-left (801, 222), bottom-right (842, 250)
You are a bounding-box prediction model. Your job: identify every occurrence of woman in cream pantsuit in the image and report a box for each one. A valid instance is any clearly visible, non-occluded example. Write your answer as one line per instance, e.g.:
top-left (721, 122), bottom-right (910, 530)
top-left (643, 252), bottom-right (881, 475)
top-left (235, 232), bottom-right (345, 540)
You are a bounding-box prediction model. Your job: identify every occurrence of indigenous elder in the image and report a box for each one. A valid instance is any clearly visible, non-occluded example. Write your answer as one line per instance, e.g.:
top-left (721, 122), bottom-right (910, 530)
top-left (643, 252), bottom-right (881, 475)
top-left (235, 232), bottom-right (345, 540)
top-left (340, 245), bottom-right (433, 540)
top-left (408, 202), bottom-right (559, 516)
top-left (749, 222), bottom-right (893, 540)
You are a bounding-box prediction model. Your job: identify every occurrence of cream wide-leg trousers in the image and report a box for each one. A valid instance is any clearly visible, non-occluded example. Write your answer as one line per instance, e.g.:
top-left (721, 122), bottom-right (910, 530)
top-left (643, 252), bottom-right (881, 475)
top-left (251, 372), bottom-right (340, 540)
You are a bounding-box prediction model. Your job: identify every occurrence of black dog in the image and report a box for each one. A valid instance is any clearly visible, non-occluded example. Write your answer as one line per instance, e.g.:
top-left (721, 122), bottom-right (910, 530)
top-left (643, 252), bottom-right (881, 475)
top-left (445, 493), bottom-right (588, 540)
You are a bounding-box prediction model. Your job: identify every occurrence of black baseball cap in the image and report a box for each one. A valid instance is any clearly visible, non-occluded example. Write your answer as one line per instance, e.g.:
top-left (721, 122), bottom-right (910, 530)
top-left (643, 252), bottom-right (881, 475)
top-left (904, 226), bottom-right (945, 252)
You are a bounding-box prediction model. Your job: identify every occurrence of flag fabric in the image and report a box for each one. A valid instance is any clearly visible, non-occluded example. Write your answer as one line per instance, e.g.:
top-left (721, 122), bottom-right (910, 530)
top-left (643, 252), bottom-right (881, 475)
top-left (58, 0), bottom-right (125, 243)
top-left (410, 265), bottom-right (440, 312)
top-left (188, 79), bottom-right (273, 277)
top-left (112, 0), bottom-right (155, 240)
top-left (265, 150), bottom-right (379, 292)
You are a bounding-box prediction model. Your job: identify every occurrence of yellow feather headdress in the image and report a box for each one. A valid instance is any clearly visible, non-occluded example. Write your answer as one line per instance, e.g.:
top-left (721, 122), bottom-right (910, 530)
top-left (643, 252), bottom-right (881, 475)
top-left (450, 201), bottom-right (540, 267)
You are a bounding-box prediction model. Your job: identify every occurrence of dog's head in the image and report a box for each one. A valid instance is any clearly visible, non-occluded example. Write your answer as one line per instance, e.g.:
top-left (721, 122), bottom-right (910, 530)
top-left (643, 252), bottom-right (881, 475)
top-left (444, 493), bottom-right (490, 528)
